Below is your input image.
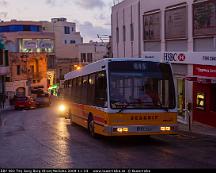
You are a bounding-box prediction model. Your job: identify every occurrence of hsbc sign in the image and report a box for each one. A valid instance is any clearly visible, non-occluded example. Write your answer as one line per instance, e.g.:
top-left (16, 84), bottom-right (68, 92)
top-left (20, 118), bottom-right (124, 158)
top-left (164, 53), bottom-right (186, 62)
top-left (143, 52), bottom-right (216, 66)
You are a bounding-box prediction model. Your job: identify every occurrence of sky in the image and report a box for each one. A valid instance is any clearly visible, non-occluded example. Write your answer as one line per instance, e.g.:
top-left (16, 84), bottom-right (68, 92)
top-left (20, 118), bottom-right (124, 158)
top-left (0, 0), bottom-right (115, 42)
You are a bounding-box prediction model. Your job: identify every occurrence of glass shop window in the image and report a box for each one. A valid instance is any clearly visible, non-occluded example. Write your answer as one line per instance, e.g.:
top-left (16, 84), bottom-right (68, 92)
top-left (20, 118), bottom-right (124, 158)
top-left (196, 93), bottom-right (205, 110)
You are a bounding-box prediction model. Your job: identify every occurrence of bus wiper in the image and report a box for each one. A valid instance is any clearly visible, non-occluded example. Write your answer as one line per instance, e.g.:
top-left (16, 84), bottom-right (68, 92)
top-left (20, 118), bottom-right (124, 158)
top-left (160, 106), bottom-right (169, 112)
top-left (117, 103), bottom-right (129, 113)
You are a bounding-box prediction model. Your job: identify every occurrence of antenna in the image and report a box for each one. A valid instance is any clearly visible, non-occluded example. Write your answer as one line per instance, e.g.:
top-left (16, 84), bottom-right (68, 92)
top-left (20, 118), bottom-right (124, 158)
top-left (97, 34), bottom-right (109, 43)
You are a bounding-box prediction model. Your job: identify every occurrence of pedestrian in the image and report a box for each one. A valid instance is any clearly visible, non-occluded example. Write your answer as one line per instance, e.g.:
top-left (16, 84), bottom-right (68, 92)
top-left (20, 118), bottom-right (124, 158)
top-left (0, 94), bottom-right (3, 110)
top-left (2, 94), bottom-right (5, 109)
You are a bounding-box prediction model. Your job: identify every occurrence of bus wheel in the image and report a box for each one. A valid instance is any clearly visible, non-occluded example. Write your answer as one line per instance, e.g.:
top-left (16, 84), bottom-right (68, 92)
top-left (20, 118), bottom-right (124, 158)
top-left (88, 120), bottom-right (96, 138)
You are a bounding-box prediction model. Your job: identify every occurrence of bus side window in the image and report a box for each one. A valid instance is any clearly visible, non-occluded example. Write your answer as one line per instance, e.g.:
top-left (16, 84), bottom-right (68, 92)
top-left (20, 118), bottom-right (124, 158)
top-left (81, 76), bottom-right (88, 104)
top-left (71, 78), bottom-right (75, 101)
top-left (74, 78), bottom-right (79, 103)
top-left (88, 74), bottom-right (96, 105)
top-left (95, 71), bottom-right (107, 108)
top-left (77, 77), bottom-right (82, 104)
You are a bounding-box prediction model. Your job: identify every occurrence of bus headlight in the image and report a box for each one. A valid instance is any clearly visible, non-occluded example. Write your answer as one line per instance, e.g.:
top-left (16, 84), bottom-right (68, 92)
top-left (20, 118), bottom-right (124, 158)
top-left (116, 127), bottom-right (128, 133)
top-left (59, 104), bottom-right (66, 112)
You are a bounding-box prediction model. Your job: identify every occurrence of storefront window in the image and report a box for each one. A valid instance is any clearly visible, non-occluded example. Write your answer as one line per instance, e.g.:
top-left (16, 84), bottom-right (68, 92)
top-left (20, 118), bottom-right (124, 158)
top-left (211, 85), bottom-right (216, 112)
top-left (196, 92), bottom-right (205, 110)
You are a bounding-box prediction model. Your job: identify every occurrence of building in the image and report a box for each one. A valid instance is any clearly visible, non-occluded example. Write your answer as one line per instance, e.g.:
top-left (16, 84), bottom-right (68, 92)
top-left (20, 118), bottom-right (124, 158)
top-left (6, 52), bottom-right (47, 97)
top-left (42, 18), bottom-right (109, 84)
top-left (55, 41), bottom-right (108, 82)
top-left (0, 18), bottom-right (110, 97)
top-left (0, 20), bottom-right (54, 97)
top-left (112, 0), bottom-right (216, 127)
top-left (0, 38), bottom-right (10, 100)
top-left (42, 18), bottom-right (83, 59)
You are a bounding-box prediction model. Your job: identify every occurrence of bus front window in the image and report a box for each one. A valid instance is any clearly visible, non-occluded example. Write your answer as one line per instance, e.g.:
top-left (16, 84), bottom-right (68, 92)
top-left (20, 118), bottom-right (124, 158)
top-left (109, 62), bottom-right (175, 110)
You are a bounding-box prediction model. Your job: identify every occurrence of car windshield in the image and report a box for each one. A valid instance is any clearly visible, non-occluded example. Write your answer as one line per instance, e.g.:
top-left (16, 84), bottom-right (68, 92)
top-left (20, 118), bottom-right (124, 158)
top-left (109, 61), bottom-right (176, 109)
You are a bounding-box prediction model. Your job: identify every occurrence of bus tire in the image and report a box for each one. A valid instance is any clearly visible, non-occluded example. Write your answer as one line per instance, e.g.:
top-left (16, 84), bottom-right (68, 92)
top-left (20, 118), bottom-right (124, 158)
top-left (88, 119), bottom-right (97, 138)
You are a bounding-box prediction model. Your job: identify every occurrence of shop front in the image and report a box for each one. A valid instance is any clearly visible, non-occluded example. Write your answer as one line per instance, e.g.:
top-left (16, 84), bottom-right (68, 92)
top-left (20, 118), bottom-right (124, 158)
top-left (193, 65), bottom-right (216, 127)
top-left (143, 51), bottom-right (216, 125)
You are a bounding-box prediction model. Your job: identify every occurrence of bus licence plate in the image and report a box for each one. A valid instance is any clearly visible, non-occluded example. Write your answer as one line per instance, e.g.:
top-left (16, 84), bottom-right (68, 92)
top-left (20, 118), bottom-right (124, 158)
top-left (137, 126), bottom-right (152, 132)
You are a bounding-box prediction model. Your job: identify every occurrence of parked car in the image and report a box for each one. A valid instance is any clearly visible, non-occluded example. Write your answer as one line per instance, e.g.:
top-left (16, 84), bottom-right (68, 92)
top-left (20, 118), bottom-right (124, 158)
top-left (35, 92), bottom-right (51, 107)
top-left (15, 96), bottom-right (37, 110)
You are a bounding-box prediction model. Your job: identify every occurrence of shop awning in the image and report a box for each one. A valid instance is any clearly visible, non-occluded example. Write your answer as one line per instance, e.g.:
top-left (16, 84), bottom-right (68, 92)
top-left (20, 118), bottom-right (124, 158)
top-left (185, 76), bottom-right (216, 84)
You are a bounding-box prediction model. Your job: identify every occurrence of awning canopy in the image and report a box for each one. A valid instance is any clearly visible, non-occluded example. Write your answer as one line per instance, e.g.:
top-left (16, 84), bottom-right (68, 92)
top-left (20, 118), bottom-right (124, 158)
top-left (185, 76), bottom-right (216, 84)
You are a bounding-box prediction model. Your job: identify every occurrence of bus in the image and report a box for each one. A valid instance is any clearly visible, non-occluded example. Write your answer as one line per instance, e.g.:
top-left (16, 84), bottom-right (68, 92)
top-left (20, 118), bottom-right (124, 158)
top-left (60, 58), bottom-right (177, 137)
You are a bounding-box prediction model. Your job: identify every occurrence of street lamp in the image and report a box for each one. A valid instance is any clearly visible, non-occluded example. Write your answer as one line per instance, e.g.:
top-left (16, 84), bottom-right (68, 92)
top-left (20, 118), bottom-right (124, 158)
top-left (74, 64), bottom-right (81, 70)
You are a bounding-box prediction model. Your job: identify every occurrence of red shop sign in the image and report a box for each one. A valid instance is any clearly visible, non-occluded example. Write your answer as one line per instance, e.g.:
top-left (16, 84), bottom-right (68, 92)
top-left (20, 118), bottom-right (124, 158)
top-left (193, 65), bottom-right (216, 78)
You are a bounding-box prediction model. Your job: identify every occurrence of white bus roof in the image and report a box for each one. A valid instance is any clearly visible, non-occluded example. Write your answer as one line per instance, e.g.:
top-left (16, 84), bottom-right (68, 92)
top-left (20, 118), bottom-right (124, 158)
top-left (64, 58), bottom-right (165, 81)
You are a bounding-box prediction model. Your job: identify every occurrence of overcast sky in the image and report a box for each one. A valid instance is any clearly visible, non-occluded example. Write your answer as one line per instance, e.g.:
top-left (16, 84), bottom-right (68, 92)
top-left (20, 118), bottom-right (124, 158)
top-left (0, 0), bottom-right (114, 42)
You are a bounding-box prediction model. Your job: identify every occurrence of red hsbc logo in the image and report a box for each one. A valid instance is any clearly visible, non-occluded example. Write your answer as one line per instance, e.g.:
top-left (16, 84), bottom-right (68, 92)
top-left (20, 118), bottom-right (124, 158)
top-left (178, 53), bottom-right (186, 61)
top-left (164, 53), bottom-right (186, 62)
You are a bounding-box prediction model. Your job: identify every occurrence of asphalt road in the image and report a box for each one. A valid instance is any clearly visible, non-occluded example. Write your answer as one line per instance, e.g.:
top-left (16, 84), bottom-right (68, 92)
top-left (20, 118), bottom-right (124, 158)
top-left (0, 105), bottom-right (216, 169)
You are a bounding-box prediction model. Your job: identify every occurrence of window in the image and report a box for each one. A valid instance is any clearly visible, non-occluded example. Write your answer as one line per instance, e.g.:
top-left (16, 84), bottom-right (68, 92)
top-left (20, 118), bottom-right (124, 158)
top-left (77, 77), bottom-right (82, 103)
top-left (81, 76), bottom-right (88, 104)
top-left (4, 50), bottom-right (9, 66)
top-left (0, 49), bottom-right (3, 65)
top-left (95, 71), bottom-right (107, 107)
top-left (65, 40), bottom-right (67, 44)
top-left (116, 27), bottom-right (119, 43)
top-left (88, 74), bottom-right (96, 105)
top-left (211, 85), bottom-right (216, 112)
top-left (130, 23), bottom-right (134, 41)
top-left (0, 25), bottom-right (40, 33)
top-left (17, 65), bottom-right (21, 75)
top-left (87, 53), bottom-right (93, 62)
top-left (196, 92), bottom-right (205, 110)
top-left (59, 69), bottom-right (63, 80)
top-left (71, 78), bottom-right (76, 101)
top-left (70, 40), bottom-right (76, 44)
top-left (64, 26), bottom-right (70, 34)
top-left (109, 62), bottom-right (176, 109)
top-left (123, 25), bottom-right (126, 42)
top-left (23, 25), bottom-right (31, 31)
top-left (71, 27), bottom-right (74, 32)
top-left (81, 53), bottom-right (86, 62)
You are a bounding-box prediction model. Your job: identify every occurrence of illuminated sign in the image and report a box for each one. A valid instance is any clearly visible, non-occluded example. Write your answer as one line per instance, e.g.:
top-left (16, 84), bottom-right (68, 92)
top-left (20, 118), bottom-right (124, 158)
top-left (193, 65), bottom-right (216, 77)
top-left (23, 40), bottom-right (37, 49)
top-left (39, 40), bottom-right (53, 49)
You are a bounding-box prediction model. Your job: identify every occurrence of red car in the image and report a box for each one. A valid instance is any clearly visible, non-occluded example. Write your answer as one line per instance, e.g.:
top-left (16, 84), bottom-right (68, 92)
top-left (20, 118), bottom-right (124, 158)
top-left (15, 96), bottom-right (36, 110)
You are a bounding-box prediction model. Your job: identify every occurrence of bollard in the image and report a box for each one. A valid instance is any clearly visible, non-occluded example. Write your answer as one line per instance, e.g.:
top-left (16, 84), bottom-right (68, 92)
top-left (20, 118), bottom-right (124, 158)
top-left (188, 111), bottom-right (191, 131)
top-left (187, 103), bottom-right (193, 132)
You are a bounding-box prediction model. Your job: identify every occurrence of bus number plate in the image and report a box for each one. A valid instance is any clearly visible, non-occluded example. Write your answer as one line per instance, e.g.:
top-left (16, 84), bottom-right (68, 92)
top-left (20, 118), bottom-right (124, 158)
top-left (137, 126), bottom-right (152, 132)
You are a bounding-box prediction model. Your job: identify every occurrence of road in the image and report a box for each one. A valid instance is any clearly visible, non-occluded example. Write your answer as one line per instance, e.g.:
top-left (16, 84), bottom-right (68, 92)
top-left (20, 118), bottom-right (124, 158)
top-left (0, 104), bottom-right (216, 169)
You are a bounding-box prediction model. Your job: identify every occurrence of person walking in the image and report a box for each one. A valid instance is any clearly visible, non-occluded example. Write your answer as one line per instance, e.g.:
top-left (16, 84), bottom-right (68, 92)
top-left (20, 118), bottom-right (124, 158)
top-left (2, 94), bottom-right (6, 109)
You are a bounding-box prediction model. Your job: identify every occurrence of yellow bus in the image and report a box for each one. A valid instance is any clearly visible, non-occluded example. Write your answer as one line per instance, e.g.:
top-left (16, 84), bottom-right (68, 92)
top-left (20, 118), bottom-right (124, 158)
top-left (60, 58), bottom-right (177, 137)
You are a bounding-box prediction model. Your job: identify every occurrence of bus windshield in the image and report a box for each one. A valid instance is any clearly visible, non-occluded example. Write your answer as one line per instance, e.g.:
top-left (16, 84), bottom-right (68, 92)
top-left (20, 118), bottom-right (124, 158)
top-left (109, 61), bottom-right (175, 109)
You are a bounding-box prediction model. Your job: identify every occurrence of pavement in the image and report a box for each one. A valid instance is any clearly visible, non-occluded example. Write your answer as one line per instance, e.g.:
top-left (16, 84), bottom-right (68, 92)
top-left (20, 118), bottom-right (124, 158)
top-left (177, 121), bottom-right (216, 137)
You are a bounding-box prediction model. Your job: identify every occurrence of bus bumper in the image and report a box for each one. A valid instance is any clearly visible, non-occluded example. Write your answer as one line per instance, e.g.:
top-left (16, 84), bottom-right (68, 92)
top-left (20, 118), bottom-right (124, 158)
top-left (103, 124), bottom-right (177, 136)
